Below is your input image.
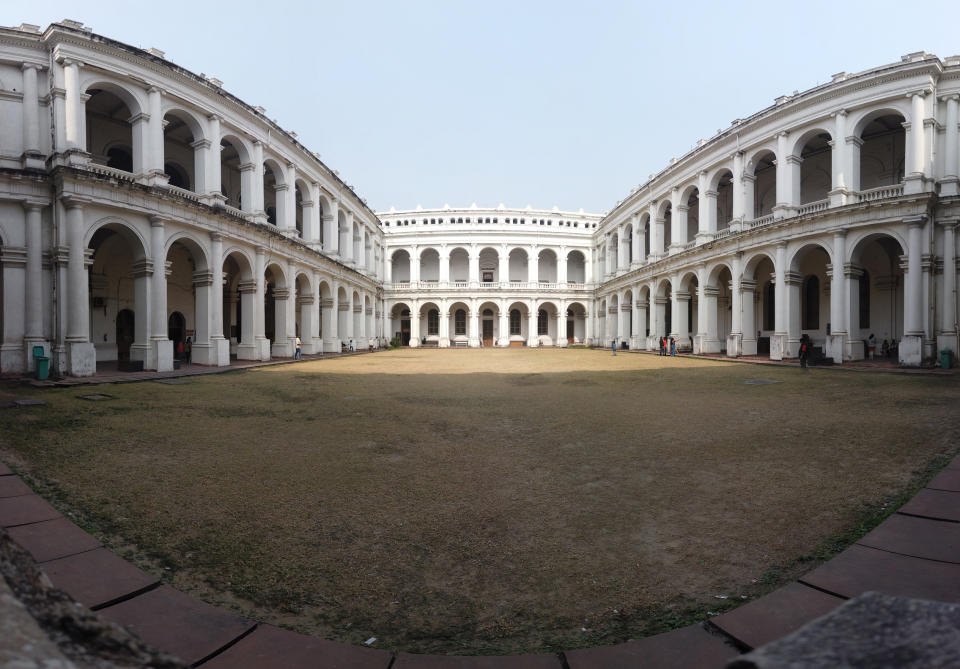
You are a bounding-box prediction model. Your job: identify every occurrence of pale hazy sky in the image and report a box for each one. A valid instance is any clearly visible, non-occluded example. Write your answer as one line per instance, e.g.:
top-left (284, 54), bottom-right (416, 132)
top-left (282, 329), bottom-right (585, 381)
top-left (16, 1), bottom-right (960, 214)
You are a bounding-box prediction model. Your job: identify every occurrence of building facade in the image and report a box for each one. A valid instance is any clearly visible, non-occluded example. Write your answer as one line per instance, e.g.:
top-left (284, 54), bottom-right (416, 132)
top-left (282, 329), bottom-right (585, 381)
top-left (0, 21), bottom-right (958, 374)
top-left (0, 21), bottom-right (385, 377)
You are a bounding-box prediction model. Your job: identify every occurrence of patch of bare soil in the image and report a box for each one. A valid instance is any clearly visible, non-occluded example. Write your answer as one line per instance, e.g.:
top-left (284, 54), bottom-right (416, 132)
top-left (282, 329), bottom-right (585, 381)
top-left (0, 349), bottom-right (957, 654)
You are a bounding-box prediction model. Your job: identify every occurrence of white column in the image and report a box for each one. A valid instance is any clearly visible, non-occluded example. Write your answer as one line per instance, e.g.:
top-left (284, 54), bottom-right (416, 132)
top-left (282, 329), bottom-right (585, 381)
top-left (206, 114), bottom-right (222, 199)
top-left (439, 302), bottom-right (449, 347)
top-left (528, 246), bottom-right (537, 284)
top-left (409, 299), bottom-right (420, 347)
top-left (324, 199), bottom-right (339, 254)
top-left (527, 305), bottom-right (538, 347)
top-left (829, 110), bottom-right (849, 206)
top-left (732, 151), bottom-right (746, 221)
top-left (309, 182), bottom-right (322, 242)
top-left (21, 64), bottom-right (41, 155)
top-left (23, 203), bottom-right (43, 342)
top-left (209, 233), bottom-right (229, 365)
top-left (468, 248), bottom-right (479, 286)
top-left (252, 141), bottom-right (265, 216)
top-left (283, 163), bottom-right (297, 232)
top-left (468, 302), bottom-right (479, 347)
top-left (149, 216), bottom-right (173, 371)
top-left (63, 60), bottom-right (84, 150)
top-left (940, 223), bottom-right (958, 354)
top-left (410, 246), bottom-right (420, 284)
top-left (771, 243), bottom-right (788, 359)
top-left (617, 229), bottom-right (628, 269)
top-left (904, 92), bottom-right (927, 195)
top-left (557, 248), bottom-right (568, 284)
top-left (728, 254), bottom-right (742, 357)
top-left (498, 248), bottom-right (508, 286)
top-left (631, 214), bottom-right (642, 265)
top-left (942, 96), bottom-right (960, 196)
top-left (147, 86), bottom-right (164, 176)
top-left (826, 231), bottom-right (848, 363)
top-left (254, 246), bottom-right (268, 359)
top-left (343, 211), bottom-right (355, 264)
top-left (439, 249), bottom-right (450, 284)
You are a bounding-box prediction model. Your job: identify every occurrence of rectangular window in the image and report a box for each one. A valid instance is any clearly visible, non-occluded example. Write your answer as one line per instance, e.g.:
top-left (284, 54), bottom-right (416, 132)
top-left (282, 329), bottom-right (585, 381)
top-left (509, 309), bottom-right (521, 335)
top-left (427, 309), bottom-right (439, 335)
top-left (455, 310), bottom-right (467, 336)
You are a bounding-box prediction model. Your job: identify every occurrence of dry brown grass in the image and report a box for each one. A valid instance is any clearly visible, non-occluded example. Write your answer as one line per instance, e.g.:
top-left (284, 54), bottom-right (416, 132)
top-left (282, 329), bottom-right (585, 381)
top-left (1, 349), bottom-right (957, 654)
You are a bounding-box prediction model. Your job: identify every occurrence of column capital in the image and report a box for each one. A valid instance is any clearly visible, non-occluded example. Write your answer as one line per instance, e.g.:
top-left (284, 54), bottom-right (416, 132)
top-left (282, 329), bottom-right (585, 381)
top-left (190, 138), bottom-right (212, 150)
top-left (149, 215), bottom-right (166, 228)
top-left (59, 194), bottom-right (90, 209)
top-left (128, 111), bottom-right (151, 125)
top-left (147, 85), bottom-right (166, 96)
top-left (904, 215), bottom-right (927, 228)
top-left (21, 200), bottom-right (45, 213)
top-left (21, 62), bottom-right (42, 72)
top-left (255, 246), bottom-right (266, 257)
top-left (209, 231), bottom-right (224, 243)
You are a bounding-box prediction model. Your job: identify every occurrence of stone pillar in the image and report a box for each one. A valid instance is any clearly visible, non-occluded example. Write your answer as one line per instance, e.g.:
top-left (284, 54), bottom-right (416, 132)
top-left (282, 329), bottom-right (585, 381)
top-left (253, 247), bottom-right (269, 359)
top-left (584, 305), bottom-right (594, 346)
top-left (22, 203), bottom-right (46, 370)
top-left (307, 183), bottom-right (321, 242)
top-left (528, 246), bottom-right (538, 285)
top-left (940, 223), bottom-right (959, 355)
top-left (671, 288), bottom-right (691, 350)
top-left (942, 96), bottom-right (960, 196)
top-left (468, 248), bottom-right (479, 286)
top-left (236, 279), bottom-right (257, 360)
top-left (191, 269), bottom-right (212, 361)
top-left (631, 214), bottom-right (642, 266)
top-left (556, 303), bottom-right (566, 348)
top-left (727, 254), bottom-right (743, 357)
top-left (899, 217), bottom-right (925, 364)
top-left (617, 230), bottom-right (628, 269)
top-left (771, 243), bottom-right (789, 359)
top-left (619, 301), bottom-right (630, 346)
top-left (409, 300), bottom-right (420, 347)
top-left (498, 302), bottom-right (510, 347)
top-left (342, 212), bottom-right (355, 264)
top-left (21, 64), bottom-right (42, 165)
top-left (439, 303), bottom-right (450, 348)
top-left (740, 280), bottom-right (757, 356)
top-left (498, 249), bottom-right (509, 287)
top-left (674, 203), bottom-right (688, 250)
top-left (528, 306), bottom-right (539, 347)
top-left (904, 92), bottom-right (927, 195)
top-left (0, 245), bottom-right (26, 375)
top-left (742, 174), bottom-right (756, 222)
top-left (410, 246), bottom-right (420, 285)
top-left (322, 296), bottom-right (337, 352)
top-left (207, 233), bottom-right (229, 365)
top-left (702, 284), bottom-right (720, 354)
top-left (784, 272), bottom-right (803, 357)
top-left (637, 296), bottom-right (648, 349)
top-left (145, 86), bottom-right (165, 180)
top-left (324, 199), bottom-right (339, 254)
top-left (468, 302), bottom-right (479, 347)
top-left (557, 248), bottom-right (568, 285)
top-left (829, 110), bottom-right (849, 206)
top-left (631, 290), bottom-right (642, 349)
top-left (147, 217), bottom-right (173, 371)
top-left (251, 141), bottom-right (265, 217)
top-left (732, 151), bottom-right (745, 222)
top-left (439, 249), bottom-right (450, 285)
top-left (282, 164), bottom-right (297, 233)
top-left (845, 263), bottom-right (865, 361)
top-left (653, 215), bottom-right (665, 256)
top-left (205, 114), bottom-right (223, 201)
top-left (826, 231), bottom-right (848, 363)
top-left (63, 60), bottom-right (84, 150)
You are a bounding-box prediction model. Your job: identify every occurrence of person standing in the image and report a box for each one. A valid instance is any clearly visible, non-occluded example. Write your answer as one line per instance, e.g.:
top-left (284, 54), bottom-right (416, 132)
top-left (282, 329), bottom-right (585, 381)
top-left (611, 337), bottom-right (617, 355)
top-left (184, 336), bottom-right (192, 364)
top-left (799, 334), bottom-right (810, 369)
top-left (670, 337), bottom-right (676, 356)
top-left (294, 335), bottom-right (302, 360)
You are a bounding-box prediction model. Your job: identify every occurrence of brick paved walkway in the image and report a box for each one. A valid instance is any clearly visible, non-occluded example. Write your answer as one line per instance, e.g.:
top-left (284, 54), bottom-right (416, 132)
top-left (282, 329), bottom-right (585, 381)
top-left (1, 453), bottom-right (957, 667)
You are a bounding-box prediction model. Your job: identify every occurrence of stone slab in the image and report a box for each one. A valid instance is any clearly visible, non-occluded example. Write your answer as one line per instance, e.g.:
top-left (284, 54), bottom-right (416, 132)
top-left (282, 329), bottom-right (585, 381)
top-left (202, 624), bottom-right (392, 669)
top-left (928, 468), bottom-right (960, 491)
top-left (711, 582), bottom-right (844, 650)
top-left (858, 514), bottom-right (960, 564)
top-left (41, 547), bottom-right (159, 609)
top-left (899, 488), bottom-right (960, 522)
top-left (7, 516), bottom-right (101, 562)
top-left (565, 624), bottom-right (739, 668)
top-left (0, 462), bottom-right (11, 476)
top-left (946, 457), bottom-right (960, 471)
top-left (99, 584), bottom-right (254, 665)
top-left (0, 568), bottom-right (75, 669)
top-left (393, 652), bottom-right (562, 668)
top-left (727, 591), bottom-right (960, 669)
top-left (801, 544), bottom-right (960, 603)
top-left (0, 476), bottom-right (32, 498)
top-left (0, 494), bottom-right (61, 528)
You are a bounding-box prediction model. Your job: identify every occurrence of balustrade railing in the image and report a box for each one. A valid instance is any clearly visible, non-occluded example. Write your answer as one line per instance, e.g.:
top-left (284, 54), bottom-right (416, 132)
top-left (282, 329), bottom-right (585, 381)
top-left (165, 184), bottom-right (202, 203)
top-left (797, 198), bottom-right (829, 216)
top-left (87, 162), bottom-right (136, 182)
top-left (746, 214), bottom-right (775, 229)
top-left (856, 184), bottom-right (904, 202)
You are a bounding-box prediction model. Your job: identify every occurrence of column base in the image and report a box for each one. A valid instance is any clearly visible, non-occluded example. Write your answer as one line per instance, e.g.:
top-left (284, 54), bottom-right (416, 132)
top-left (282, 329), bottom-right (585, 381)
top-left (191, 338), bottom-right (231, 366)
top-left (236, 343), bottom-right (258, 360)
top-left (527, 337), bottom-right (539, 348)
top-left (469, 337), bottom-right (479, 348)
top-left (439, 338), bottom-right (450, 348)
top-left (646, 336), bottom-right (659, 351)
top-left (66, 341), bottom-right (96, 376)
top-left (939, 177), bottom-right (960, 197)
top-left (899, 334), bottom-right (923, 366)
top-left (741, 337), bottom-right (758, 356)
top-left (770, 333), bottom-right (788, 360)
top-left (701, 337), bottom-right (722, 354)
top-left (846, 338), bottom-right (865, 361)
top-left (409, 337), bottom-right (420, 348)
top-left (323, 338), bottom-right (340, 353)
top-left (826, 333), bottom-right (846, 364)
top-left (557, 337), bottom-right (568, 348)
top-left (497, 337), bottom-right (510, 347)
top-left (256, 337), bottom-right (271, 361)
top-left (271, 341), bottom-right (294, 358)
top-left (902, 173), bottom-right (927, 196)
top-left (726, 333), bottom-right (742, 357)
top-left (630, 335), bottom-right (643, 350)
top-left (147, 339), bottom-right (174, 372)
top-left (0, 344), bottom-right (26, 375)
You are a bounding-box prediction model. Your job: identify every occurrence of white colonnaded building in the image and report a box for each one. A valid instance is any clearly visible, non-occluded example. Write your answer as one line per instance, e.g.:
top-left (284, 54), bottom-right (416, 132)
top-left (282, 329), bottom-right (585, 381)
top-left (0, 21), bottom-right (959, 375)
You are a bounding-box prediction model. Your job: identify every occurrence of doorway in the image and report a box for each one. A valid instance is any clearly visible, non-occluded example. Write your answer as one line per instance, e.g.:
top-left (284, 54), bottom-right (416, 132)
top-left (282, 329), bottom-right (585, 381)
top-left (482, 319), bottom-right (494, 347)
top-left (116, 309), bottom-right (134, 360)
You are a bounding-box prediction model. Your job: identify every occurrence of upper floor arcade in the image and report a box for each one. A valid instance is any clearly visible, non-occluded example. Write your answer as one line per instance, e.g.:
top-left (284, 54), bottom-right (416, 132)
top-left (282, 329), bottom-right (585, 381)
top-left (594, 51), bottom-right (960, 281)
top-left (0, 21), bottom-right (384, 277)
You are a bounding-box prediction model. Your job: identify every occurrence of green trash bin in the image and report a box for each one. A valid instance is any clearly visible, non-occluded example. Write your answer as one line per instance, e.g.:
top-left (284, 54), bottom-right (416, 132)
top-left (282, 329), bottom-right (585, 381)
top-left (32, 345), bottom-right (49, 380)
top-left (941, 349), bottom-right (952, 370)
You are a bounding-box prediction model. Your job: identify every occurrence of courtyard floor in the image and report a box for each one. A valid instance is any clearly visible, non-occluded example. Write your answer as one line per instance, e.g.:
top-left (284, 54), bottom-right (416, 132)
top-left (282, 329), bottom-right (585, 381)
top-left (0, 348), bottom-right (957, 655)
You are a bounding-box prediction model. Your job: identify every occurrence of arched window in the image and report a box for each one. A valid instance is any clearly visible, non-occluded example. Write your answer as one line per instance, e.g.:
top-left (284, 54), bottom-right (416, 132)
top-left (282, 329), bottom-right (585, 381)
top-left (455, 309), bottom-right (467, 336)
top-left (537, 309), bottom-right (548, 335)
top-left (802, 276), bottom-right (820, 330)
top-left (859, 269), bottom-right (870, 329)
top-left (509, 309), bottom-right (522, 335)
top-left (763, 281), bottom-right (775, 331)
top-left (427, 309), bottom-right (439, 335)
top-left (106, 147), bottom-right (133, 172)
top-left (164, 162), bottom-right (190, 189)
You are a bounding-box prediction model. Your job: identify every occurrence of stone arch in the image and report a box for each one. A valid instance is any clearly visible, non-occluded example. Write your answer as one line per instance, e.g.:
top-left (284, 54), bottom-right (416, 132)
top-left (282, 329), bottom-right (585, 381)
top-left (536, 299), bottom-right (560, 345)
top-left (508, 247), bottom-right (529, 282)
top-left (538, 248), bottom-right (557, 283)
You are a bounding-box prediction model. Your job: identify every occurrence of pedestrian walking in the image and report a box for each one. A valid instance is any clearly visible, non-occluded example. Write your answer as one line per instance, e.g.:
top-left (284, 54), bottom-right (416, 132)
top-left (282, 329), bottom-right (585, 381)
top-left (799, 334), bottom-right (810, 369)
top-left (294, 335), bottom-right (302, 360)
top-left (612, 337), bottom-right (617, 355)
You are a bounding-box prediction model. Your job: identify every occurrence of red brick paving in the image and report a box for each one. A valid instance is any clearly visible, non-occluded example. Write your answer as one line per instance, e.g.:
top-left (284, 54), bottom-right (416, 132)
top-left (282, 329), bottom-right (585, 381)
top-left (0, 451), bottom-right (958, 667)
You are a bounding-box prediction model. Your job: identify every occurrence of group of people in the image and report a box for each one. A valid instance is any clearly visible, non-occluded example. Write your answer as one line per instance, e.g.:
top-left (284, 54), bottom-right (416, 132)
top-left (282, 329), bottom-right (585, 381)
top-left (175, 336), bottom-right (192, 364)
top-left (658, 337), bottom-right (676, 356)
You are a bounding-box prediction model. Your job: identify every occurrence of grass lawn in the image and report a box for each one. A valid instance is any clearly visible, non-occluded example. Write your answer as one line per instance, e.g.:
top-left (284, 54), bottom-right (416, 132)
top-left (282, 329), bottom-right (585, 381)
top-left (0, 349), bottom-right (957, 655)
